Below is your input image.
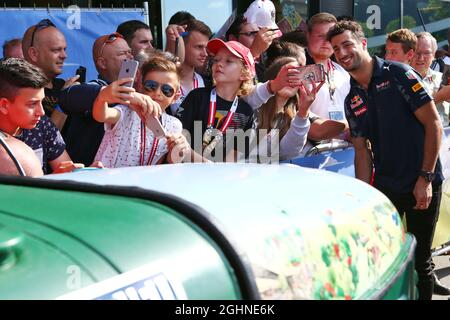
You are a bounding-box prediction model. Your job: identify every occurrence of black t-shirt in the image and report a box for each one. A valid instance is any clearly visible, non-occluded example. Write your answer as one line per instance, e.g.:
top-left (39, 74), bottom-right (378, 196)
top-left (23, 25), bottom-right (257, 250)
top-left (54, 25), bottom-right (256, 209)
top-left (178, 87), bottom-right (254, 160)
top-left (43, 78), bottom-right (65, 117)
top-left (345, 56), bottom-right (443, 193)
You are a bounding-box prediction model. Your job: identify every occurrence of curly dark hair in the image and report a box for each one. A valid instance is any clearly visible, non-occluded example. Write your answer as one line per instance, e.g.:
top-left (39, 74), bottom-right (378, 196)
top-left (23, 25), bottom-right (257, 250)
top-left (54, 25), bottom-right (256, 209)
top-left (326, 20), bottom-right (365, 43)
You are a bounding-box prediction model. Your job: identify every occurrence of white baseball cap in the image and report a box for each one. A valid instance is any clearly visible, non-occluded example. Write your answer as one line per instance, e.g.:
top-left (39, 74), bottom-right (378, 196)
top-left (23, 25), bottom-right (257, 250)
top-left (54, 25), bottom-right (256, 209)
top-left (244, 0), bottom-right (282, 37)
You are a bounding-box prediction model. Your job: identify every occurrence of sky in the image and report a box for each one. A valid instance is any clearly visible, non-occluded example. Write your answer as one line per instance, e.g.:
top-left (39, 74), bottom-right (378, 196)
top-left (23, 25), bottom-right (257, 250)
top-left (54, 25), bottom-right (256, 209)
top-left (161, 0), bottom-right (233, 33)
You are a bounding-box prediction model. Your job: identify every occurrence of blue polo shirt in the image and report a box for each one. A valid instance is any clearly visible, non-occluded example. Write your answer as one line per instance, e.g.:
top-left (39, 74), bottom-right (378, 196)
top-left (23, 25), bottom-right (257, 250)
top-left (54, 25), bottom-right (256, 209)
top-left (345, 56), bottom-right (443, 193)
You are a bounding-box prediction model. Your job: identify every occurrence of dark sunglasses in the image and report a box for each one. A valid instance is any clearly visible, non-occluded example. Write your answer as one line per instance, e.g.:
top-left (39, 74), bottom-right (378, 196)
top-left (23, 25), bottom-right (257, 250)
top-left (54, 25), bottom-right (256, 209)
top-left (143, 80), bottom-right (175, 98)
top-left (98, 33), bottom-right (123, 59)
top-left (30, 19), bottom-right (56, 47)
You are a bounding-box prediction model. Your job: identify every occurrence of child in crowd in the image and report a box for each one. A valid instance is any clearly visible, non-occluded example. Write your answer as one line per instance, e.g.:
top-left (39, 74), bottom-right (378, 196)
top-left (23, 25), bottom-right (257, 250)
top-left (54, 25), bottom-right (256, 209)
top-left (93, 55), bottom-right (190, 167)
top-left (178, 39), bottom-right (256, 162)
top-left (257, 56), bottom-right (348, 161)
top-left (256, 56), bottom-right (323, 160)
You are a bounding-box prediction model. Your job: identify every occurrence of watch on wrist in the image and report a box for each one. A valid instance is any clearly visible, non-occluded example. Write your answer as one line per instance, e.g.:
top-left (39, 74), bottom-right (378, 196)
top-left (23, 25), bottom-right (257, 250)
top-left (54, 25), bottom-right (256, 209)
top-left (419, 170), bottom-right (435, 182)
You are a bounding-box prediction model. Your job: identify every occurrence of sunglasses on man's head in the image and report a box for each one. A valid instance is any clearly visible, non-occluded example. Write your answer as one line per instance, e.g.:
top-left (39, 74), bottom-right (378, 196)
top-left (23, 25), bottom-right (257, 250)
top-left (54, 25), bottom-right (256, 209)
top-left (143, 80), bottom-right (175, 98)
top-left (98, 33), bottom-right (123, 59)
top-left (30, 19), bottom-right (56, 47)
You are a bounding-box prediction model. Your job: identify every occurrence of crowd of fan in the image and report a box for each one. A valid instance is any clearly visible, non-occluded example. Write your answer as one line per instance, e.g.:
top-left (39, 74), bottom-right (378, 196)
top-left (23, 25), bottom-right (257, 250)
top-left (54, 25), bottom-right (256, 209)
top-left (1, 1), bottom-right (450, 299)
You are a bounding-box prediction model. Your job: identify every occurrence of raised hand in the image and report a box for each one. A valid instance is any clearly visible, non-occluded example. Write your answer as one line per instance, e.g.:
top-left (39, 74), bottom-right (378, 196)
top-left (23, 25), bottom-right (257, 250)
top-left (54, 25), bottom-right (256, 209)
top-left (63, 74), bottom-right (81, 89)
top-left (97, 78), bottom-right (136, 105)
top-left (129, 92), bottom-right (162, 121)
top-left (270, 64), bottom-right (303, 93)
top-left (297, 80), bottom-right (325, 118)
top-left (250, 27), bottom-right (278, 59)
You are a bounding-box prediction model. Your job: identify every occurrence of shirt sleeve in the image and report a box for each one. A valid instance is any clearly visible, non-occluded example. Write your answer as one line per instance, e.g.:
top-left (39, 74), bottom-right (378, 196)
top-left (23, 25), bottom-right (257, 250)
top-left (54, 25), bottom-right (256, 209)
top-left (242, 82), bottom-right (273, 110)
top-left (279, 115), bottom-right (310, 160)
top-left (43, 118), bottom-right (66, 161)
top-left (393, 66), bottom-right (433, 112)
top-left (59, 83), bottom-right (103, 114)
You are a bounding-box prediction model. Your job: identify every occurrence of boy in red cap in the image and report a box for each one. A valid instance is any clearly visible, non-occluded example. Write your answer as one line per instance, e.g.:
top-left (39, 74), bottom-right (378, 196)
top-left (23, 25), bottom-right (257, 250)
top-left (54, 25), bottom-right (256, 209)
top-left (179, 39), bottom-right (256, 162)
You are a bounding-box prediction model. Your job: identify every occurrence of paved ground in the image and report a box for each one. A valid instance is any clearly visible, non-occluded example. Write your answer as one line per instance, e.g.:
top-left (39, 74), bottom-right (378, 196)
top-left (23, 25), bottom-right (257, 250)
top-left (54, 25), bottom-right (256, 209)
top-left (432, 254), bottom-right (450, 300)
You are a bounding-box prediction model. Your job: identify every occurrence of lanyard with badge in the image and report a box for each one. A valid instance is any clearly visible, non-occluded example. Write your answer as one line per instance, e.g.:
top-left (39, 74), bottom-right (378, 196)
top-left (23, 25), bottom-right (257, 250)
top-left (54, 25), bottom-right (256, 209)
top-left (140, 121), bottom-right (159, 166)
top-left (326, 60), bottom-right (344, 121)
top-left (202, 88), bottom-right (239, 153)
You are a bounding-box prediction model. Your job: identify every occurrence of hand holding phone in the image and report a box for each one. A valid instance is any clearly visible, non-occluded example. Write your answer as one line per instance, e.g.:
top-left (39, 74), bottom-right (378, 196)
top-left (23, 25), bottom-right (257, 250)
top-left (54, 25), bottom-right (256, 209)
top-left (75, 66), bottom-right (86, 83)
top-left (118, 59), bottom-right (139, 87)
top-left (146, 116), bottom-right (167, 138)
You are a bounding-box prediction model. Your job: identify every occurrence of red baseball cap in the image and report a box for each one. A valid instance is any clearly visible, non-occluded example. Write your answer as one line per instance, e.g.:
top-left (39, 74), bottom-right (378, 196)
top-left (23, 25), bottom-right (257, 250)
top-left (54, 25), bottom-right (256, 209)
top-left (207, 39), bottom-right (256, 77)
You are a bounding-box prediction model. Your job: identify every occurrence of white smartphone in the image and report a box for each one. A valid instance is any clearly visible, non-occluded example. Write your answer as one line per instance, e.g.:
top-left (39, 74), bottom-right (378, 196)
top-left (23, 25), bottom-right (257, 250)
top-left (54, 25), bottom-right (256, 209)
top-left (118, 59), bottom-right (139, 87)
top-left (146, 116), bottom-right (167, 138)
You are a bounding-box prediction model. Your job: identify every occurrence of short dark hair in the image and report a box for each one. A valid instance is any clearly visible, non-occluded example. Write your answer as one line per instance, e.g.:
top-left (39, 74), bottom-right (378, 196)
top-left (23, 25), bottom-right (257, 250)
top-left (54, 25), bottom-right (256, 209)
top-left (0, 58), bottom-right (48, 101)
top-left (185, 19), bottom-right (212, 42)
top-left (326, 20), bottom-right (365, 43)
top-left (168, 11), bottom-right (195, 25)
top-left (225, 15), bottom-right (247, 41)
top-left (3, 38), bottom-right (22, 58)
top-left (116, 20), bottom-right (151, 44)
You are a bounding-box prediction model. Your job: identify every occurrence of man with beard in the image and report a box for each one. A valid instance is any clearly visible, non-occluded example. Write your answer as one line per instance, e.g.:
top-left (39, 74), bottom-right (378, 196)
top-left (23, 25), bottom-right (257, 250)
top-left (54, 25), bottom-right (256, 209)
top-left (328, 20), bottom-right (443, 300)
top-left (22, 19), bottom-right (79, 131)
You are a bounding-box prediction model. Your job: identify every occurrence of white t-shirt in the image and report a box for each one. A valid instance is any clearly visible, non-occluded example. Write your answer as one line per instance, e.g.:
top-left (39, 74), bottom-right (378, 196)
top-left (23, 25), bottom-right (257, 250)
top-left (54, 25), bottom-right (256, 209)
top-left (309, 61), bottom-right (351, 120)
top-left (95, 106), bottom-right (182, 168)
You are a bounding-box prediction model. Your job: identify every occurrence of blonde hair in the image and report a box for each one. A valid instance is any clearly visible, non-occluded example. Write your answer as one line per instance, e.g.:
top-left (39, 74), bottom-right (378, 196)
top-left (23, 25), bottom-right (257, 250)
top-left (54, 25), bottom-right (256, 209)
top-left (212, 60), bottom-right (254, 97)
top-left (238, 66), bottom-right (254, 97)
top-left (257, 57), bottom-right (299, 138)
top-left (308, 12), bottom-right (337, 32)
top-left (140, 54), bottom-right (181, 90)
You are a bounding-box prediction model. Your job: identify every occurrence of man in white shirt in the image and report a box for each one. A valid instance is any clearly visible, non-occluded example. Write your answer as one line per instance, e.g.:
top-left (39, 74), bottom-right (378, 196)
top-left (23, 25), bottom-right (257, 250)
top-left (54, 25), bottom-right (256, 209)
top-left (306, 13), bottom-right (350, 124)
top-left (412, 32), bottom-right (450, 127)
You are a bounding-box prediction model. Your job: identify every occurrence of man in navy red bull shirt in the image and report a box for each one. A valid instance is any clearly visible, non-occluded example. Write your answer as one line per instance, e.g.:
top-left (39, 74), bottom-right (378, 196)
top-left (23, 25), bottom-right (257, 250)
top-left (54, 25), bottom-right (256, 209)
top-left (328, 20), bottom-right (443, 300)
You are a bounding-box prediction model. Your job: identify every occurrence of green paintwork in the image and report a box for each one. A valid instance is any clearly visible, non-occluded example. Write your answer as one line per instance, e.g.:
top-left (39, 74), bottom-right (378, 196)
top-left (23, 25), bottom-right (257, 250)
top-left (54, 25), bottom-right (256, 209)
top-left (0, 184), bottom-right (240, 300)
top-left (0, 163), bottom-right (418, 300)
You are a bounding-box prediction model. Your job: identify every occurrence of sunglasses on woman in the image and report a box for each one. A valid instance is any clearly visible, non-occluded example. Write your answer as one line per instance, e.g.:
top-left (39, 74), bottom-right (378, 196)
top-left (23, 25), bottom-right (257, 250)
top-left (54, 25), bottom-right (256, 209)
top-left (30, 19), bottom-right (56, 47)
top-left (143, 80), bottom-right (175, 98)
